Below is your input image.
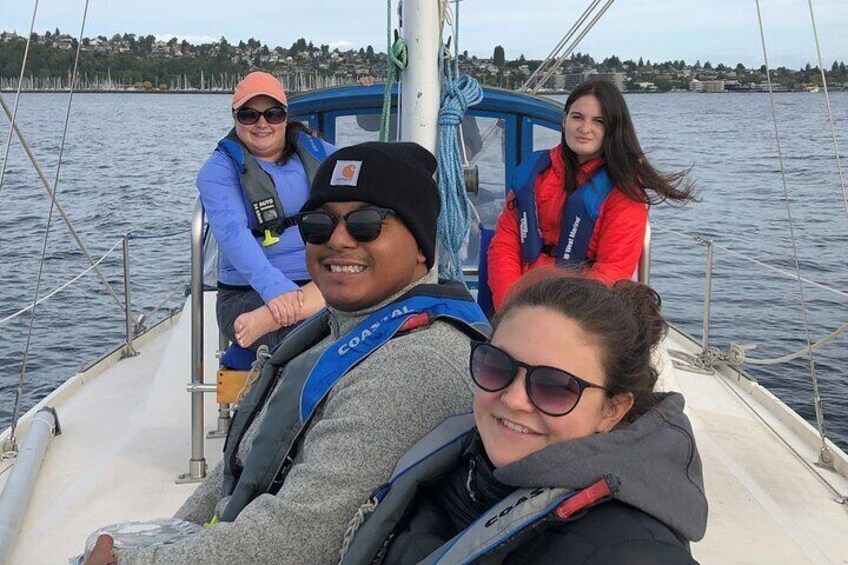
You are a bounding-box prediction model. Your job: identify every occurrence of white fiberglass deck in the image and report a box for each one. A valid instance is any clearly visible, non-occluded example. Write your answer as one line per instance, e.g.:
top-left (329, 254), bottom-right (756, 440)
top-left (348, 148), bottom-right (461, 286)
top-left (0, 294), bottom-right (226, 564)
top-left (667, 332), bottom-right (848, 564)
top-left (1, 296), bottom-right (847, 564)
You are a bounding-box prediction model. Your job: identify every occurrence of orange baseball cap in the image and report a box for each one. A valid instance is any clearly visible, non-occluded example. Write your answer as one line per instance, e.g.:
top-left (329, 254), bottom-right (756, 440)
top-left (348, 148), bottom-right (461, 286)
top-left (232, 72), bottom-right (288, 109)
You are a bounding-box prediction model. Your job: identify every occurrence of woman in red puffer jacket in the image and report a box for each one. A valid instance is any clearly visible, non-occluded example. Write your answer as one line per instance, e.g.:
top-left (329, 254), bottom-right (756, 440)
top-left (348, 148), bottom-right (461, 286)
top-left (487, 80), bottom-right (695, 311)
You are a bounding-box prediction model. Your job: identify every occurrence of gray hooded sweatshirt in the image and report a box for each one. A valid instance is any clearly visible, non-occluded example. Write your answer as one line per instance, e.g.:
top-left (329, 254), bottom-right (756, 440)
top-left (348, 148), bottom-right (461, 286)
top-left (341, 392), bottom-right (707, 564)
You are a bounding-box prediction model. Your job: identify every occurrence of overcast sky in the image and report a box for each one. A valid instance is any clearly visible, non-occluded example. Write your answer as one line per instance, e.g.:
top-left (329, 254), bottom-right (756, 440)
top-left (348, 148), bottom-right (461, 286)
top-left (3, 0), bottom-right (846, 68)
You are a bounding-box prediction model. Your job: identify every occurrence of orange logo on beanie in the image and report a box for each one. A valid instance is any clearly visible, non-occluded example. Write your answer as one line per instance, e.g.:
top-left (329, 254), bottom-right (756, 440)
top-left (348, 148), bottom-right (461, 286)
top-left (330, 160), bottom-right (363, 186)
top-left (342, 164), bottom-right (357, 179)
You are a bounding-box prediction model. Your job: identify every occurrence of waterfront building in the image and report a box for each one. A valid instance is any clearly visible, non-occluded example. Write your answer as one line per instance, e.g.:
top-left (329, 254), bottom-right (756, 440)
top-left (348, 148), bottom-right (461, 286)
top-left (702, 80), bottom-right (725, 93)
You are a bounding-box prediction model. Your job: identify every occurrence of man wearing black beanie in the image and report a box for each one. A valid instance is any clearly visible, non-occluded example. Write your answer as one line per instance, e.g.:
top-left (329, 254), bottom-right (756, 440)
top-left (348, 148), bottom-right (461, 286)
top-left (303, 142), bottom-right (440, 249)
top-left (299, 141), bottom-right (441, 311)
top-left (99, 144), bottom-right (489, 565)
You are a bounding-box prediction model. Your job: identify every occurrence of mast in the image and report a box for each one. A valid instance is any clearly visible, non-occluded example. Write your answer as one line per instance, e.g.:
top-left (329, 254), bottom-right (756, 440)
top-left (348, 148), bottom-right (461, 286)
top-left (399, 0), bottom-right (440, 154)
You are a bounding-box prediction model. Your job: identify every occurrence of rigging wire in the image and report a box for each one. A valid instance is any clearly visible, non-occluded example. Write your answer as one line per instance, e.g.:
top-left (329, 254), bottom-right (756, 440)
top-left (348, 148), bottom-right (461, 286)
top-left (469, 0), bottom-right (612, 166)
top-left (0, 101), bottom-right (126, 315)
top-left (653, 226), bottom-right (848, 300)
top-left (755, 0), bottom-right (831, 464)
top-left (522, 0), bottom-right (604, 91)
top-left (0, 238), bottom-right (122, 328)
top-left (0, 0), bottom-right (40, 198)
top-left (528, 0), bottom-right (617, 95)
top-left (805, 0), bottom-right (848, 219)
top-left (8, 0), bottom-right (92, 452)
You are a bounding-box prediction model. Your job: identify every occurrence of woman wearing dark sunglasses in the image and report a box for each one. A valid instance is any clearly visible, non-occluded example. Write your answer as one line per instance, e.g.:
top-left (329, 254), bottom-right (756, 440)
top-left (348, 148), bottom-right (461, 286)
top-left (197, 72), bottom-right (334, 351)
top-left (340, 272), bottom-right (707, 564)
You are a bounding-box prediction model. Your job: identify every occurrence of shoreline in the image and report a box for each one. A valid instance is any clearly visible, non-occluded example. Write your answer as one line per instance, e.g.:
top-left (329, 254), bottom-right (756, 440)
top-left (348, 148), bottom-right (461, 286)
top-left (2, 88), bottom-right (838, 95)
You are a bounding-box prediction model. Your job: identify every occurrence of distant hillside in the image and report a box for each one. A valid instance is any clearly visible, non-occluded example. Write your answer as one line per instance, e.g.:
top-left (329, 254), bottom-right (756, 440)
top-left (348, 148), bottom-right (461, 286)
top-left (1, 30), bottom-right (846, 93)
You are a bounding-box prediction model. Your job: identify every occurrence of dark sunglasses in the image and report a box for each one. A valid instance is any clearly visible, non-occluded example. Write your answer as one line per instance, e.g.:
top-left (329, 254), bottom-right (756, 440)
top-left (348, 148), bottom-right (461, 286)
top-left (234, 105), bottom-right (288, 125)
top-left (470, 342), bottom-right (610, 417)
top-left (296, 207), bottom-right (394, 245)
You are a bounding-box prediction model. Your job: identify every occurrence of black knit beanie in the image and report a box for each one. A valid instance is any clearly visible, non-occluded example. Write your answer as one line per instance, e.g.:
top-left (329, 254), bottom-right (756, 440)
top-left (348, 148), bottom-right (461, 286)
top-left (302, 141), bottom-right (440, 269)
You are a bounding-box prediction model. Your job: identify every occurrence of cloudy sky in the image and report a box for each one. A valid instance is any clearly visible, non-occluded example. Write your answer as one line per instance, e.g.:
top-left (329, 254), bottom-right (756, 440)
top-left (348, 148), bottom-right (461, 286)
top-left (3, 0), bottom-right (846, 68)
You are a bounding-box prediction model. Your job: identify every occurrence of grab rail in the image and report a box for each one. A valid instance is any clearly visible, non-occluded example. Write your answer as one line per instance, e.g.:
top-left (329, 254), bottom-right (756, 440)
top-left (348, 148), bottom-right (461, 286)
top-left (177, 198), bottom-right (208, 483)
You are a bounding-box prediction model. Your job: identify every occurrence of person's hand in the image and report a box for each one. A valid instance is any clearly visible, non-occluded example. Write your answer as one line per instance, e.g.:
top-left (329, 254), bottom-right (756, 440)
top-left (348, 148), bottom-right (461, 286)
top-left (266, 289), bottom-right (304, 327)
top-left (85, 534), bottom-right (116, 565)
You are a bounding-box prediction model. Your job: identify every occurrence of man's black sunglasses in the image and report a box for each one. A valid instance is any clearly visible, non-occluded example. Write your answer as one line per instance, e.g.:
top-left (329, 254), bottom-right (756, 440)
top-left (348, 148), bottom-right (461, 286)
top-left (470, 342), bottom-right (610, 417)
top-left (295, 207), bottom-right (395, 245)
top-left (234, 105), bottom-right (288, 125)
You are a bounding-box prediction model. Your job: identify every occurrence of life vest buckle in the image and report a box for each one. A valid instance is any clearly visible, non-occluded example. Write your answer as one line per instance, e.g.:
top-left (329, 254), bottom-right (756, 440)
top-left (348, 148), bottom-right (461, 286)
top-left (261, 229), bottom-right (280, 247)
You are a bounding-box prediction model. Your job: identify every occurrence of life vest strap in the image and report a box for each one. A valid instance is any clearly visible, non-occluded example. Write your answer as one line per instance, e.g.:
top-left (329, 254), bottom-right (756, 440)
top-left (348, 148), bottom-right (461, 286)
top-left (554, 476), bottom-right (614, 519)
top-left (250, 215), bottom-right (299, 239)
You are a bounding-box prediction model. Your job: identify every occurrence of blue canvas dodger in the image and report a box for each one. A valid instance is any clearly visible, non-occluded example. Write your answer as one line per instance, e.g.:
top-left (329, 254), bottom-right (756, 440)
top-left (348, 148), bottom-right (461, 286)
top-left (219, 283), bottom-right (491, 523)
top-left (216, 129), bottom-right (328, 246)
top-left (513, 150), bottom-right (614, 267)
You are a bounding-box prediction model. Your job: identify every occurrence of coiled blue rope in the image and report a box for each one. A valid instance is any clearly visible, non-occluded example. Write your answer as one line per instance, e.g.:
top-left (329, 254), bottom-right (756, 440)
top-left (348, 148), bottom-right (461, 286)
top-left (437, 68), bottom-right (482, 281)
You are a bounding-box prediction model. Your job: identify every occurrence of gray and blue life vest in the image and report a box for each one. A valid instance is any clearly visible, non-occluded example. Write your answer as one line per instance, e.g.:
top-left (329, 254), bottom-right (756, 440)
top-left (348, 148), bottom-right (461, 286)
top-left (339, 413), bottom-right (616, 565)
top-left (216, 129), bottom-right (328, 247)
top-left (514, 150), bottom-right (614, 267)
top-left (219, 282), bottom-right (491, 523)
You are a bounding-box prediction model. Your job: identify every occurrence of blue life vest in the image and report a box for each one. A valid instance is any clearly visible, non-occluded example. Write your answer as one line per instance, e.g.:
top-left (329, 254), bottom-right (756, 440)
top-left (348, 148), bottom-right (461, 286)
top-left (216, 129), bottom-right (328, 246)
top-left (339, 414), bottom-right (616, 565)
top-left (219, 282), bottom-right (491, 522)
top-left (513, 150), bottom-right (614, 268)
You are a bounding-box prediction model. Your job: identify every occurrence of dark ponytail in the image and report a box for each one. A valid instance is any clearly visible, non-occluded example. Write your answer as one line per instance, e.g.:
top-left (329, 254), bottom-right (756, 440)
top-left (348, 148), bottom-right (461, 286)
top-left (496, 270), bottom-right (668, 421)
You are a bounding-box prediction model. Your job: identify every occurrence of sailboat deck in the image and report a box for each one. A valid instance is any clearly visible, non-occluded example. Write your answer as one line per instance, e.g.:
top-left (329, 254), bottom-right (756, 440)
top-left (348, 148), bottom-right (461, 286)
top-left (0, 294), bottom-right (227, 564)
top-left (1, 297), bottom-right (846, 564)
top-left (667, 334), bottom-right (848, 563)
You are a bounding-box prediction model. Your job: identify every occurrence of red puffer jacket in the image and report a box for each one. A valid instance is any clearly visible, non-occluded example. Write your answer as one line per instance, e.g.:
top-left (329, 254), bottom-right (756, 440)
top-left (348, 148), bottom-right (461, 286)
top-left (487, 145), bottom-right (648, 310)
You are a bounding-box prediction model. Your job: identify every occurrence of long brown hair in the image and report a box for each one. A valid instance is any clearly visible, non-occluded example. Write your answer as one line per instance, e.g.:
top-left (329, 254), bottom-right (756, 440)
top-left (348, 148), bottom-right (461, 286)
top-left (496, 270), bottom-right (668, 421)
top-left (562, 80), bottom-right (695, 205)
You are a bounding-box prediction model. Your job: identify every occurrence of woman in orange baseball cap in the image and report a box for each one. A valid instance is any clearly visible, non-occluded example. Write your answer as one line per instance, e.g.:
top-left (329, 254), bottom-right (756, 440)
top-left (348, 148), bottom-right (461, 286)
top-left (198, 71), bottom-right (335, 352)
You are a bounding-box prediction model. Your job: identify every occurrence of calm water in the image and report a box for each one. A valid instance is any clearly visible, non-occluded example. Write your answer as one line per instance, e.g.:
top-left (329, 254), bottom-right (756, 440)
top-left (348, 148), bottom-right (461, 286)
top-left (1, 91), bottom-right (846, 450)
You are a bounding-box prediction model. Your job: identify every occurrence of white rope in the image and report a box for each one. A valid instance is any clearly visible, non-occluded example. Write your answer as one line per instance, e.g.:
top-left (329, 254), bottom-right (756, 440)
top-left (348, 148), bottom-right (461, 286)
top-left (234, 345), bottom-right (272, 406)
top-left (338, 496), bottom-right (380, 563)
top-left (755, 0), bottom-right (828, 447)
top-left (0, 238), bottom-right (123, 328)
top-left (0, 0), bottom-right (40, 196)
top-left (746, 322), bottom-right (847, 366)
top-left (806, 0), bottom-right (848, 219)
